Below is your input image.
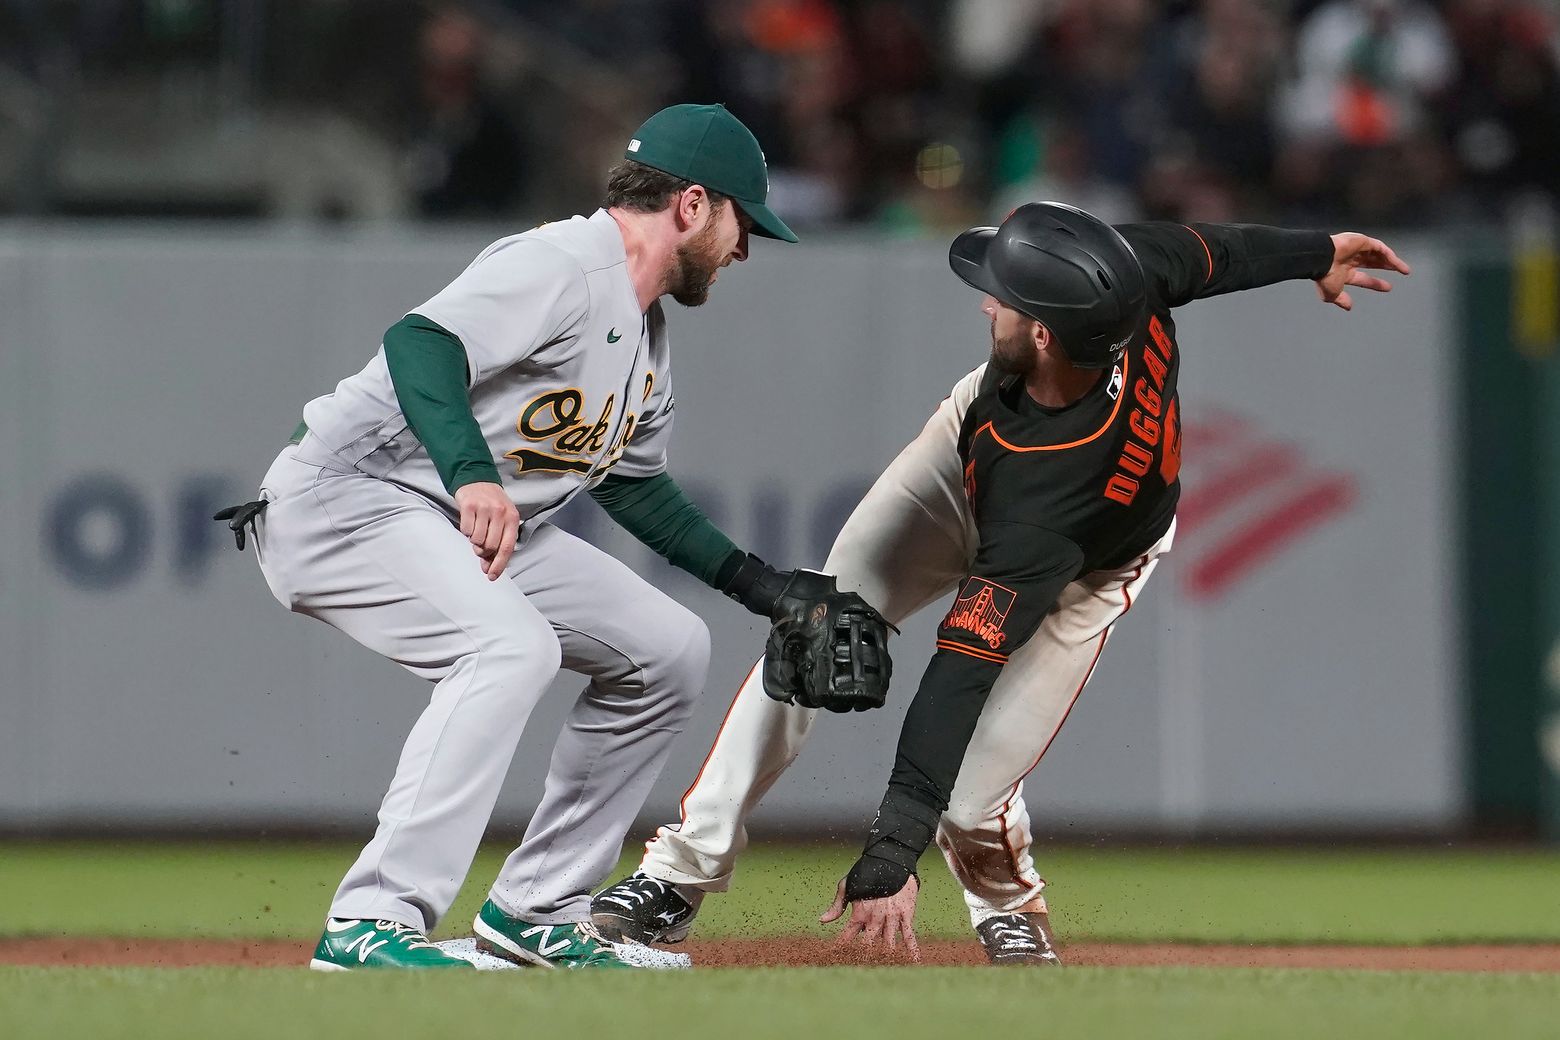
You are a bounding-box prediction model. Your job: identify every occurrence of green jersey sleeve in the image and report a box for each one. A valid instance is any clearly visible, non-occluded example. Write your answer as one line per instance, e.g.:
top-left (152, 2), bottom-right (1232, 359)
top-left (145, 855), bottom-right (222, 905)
top-left (588, 471), bottom-right (742, 586)
top-left (383, 313), bottom-right (501, 494)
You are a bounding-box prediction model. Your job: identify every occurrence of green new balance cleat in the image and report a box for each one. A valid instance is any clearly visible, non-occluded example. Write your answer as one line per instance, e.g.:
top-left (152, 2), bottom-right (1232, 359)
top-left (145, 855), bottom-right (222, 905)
top-left (309, 918), bottom-right (474, 971)
top-left (473, 899), bottom-right (636, 969)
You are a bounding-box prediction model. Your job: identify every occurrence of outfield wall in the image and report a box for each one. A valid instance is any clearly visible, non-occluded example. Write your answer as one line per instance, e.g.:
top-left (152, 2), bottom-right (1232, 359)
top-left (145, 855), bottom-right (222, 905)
top-left (0, 224), bottom-right (1459, 833)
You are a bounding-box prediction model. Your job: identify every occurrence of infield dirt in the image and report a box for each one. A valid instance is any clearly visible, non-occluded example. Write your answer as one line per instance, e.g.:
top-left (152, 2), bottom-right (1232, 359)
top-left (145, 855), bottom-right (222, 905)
top-left (4, 936), bottom-right (1558, 972)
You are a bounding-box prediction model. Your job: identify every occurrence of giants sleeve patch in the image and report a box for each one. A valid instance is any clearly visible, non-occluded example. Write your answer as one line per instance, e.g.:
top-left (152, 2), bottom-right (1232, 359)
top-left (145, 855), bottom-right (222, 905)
top-left (941, 577), bottom-right (1017, 652)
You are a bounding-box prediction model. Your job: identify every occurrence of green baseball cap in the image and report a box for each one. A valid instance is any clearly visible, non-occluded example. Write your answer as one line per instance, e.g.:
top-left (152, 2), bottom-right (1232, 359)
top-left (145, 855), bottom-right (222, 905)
top-left (624, 103), bottom-right (798, 243)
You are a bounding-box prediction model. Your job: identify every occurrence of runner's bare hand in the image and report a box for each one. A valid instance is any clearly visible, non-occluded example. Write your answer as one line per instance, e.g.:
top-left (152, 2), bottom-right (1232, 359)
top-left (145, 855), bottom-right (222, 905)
top-left (819, 875), bottom-right (921, 961)
top-left (1316, 233), bottom-right (1411, 311)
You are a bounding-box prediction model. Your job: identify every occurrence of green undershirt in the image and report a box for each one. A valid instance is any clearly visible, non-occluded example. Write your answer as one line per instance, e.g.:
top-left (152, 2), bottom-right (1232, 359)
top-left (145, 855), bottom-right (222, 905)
top-left (588, 473), bottom-right (743, 587)
top-left (383, 313), bottom-right (501, 492)
top-left (382, 312), bottom-right (743, 589)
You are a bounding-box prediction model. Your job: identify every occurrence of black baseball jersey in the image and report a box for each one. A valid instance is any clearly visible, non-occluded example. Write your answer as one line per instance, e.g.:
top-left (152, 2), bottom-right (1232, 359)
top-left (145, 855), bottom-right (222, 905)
top-left (859, 222), bottom-right (1336, 875)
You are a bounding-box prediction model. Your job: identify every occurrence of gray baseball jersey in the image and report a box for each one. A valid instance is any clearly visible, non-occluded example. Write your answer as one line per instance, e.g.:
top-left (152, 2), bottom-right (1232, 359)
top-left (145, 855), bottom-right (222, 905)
top-left (240, 100), bottom-right (799, 957)
top-left (301, 209), bottom-right (674, 523)
top-left (252, 209), bottom-right (708, 935)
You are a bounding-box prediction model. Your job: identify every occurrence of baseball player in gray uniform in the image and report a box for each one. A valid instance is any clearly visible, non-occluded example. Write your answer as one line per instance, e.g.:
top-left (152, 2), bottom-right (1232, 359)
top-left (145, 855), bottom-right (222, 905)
top-left (217, 104), bottom-right (832, 971)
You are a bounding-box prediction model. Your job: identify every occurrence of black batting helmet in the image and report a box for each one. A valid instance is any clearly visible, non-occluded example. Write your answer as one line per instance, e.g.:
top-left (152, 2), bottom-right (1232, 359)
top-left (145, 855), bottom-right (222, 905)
top-left (948, 202), bottom-right (1148, 369)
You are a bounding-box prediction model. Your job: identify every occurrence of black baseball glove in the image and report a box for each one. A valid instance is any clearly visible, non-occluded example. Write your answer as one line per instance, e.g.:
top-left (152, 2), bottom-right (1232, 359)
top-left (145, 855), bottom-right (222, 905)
top-left (761, 570), bottom-right (895, 713)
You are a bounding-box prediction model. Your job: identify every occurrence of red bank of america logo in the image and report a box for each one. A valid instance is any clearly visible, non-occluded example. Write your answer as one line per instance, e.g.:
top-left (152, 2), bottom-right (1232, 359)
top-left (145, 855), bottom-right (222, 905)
top-left (942, 578), bottom-right (1017, 649)
top-left (1177, 410), bottom-right (1359, 601)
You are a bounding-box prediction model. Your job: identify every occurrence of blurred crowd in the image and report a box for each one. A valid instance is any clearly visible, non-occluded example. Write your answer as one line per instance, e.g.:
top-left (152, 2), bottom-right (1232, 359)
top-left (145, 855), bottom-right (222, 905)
top-left (2, 0), bottom-right (1558, 231)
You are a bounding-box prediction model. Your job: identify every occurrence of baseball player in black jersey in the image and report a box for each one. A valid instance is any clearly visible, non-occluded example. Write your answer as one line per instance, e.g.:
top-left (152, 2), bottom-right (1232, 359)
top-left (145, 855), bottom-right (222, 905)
top-left (594, 203), bottom-right (1409, 965)
top-left (820, 205), bottom-right (1410, 960)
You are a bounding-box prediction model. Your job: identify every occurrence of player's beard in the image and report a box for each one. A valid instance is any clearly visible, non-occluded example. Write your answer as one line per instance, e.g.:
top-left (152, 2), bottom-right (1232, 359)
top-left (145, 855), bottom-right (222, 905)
top-left (668, 214), bottom-right (724, 307)
top-left (988, 322), bottom-right (1036, 376)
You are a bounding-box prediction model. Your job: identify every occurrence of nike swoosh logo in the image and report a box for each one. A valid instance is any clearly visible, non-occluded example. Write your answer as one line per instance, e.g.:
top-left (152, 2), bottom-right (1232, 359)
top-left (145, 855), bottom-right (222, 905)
top-left (324, 919), bottom-right (360, 933)
top-left (607, 328), bottom-right (621, 343)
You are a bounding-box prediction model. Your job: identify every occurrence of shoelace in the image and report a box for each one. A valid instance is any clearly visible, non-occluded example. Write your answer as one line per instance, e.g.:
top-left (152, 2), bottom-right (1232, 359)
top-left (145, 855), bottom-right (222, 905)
top-left (987, 921), bottom-right (1040, 952)
top-left (375, 920), bottom-right (437, 950)
top-left (598, 877), bottom-right (670, 911)
top-left (576, 921), bottom-right (613, 946)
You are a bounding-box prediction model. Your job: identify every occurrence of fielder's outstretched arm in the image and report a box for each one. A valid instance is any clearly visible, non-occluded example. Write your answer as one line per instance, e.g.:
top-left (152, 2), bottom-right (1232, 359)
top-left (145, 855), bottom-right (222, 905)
top-left (591, 472), bottom-right (894, 711)
top-left (588, 471), bottom-right (810, 617)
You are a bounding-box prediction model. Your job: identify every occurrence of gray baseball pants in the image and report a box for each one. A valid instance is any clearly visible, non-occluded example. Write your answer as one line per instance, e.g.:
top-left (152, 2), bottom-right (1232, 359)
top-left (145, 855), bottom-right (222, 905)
top-left (254, 442), bottom-right (709, 931)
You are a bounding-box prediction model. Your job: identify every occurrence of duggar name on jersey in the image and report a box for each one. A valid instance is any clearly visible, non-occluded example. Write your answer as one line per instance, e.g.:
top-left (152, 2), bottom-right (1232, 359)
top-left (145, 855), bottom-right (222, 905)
top-left (1104, 316), bottom-right (1182, 507)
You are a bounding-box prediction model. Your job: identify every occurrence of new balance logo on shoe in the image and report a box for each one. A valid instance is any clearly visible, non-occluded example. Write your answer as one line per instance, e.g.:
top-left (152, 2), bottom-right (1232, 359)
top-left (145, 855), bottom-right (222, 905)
top-left (520, 925), bottom-right (573, 958)
top-left (311, 918), bottom-right (471, 971)
top-left (341, 932), bottom-right (390, 963)
top-left (473, 901), bottom-right (634, 969)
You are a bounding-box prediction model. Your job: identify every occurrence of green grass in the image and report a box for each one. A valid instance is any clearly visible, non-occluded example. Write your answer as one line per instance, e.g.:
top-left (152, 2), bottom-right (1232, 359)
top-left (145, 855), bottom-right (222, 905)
top-left (3, 841), bottom-right (1557, 1039)
top-left (3, 965), bottom-right (1559, 1040)
top-left (2, 840), bottom-right (1558, 944)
